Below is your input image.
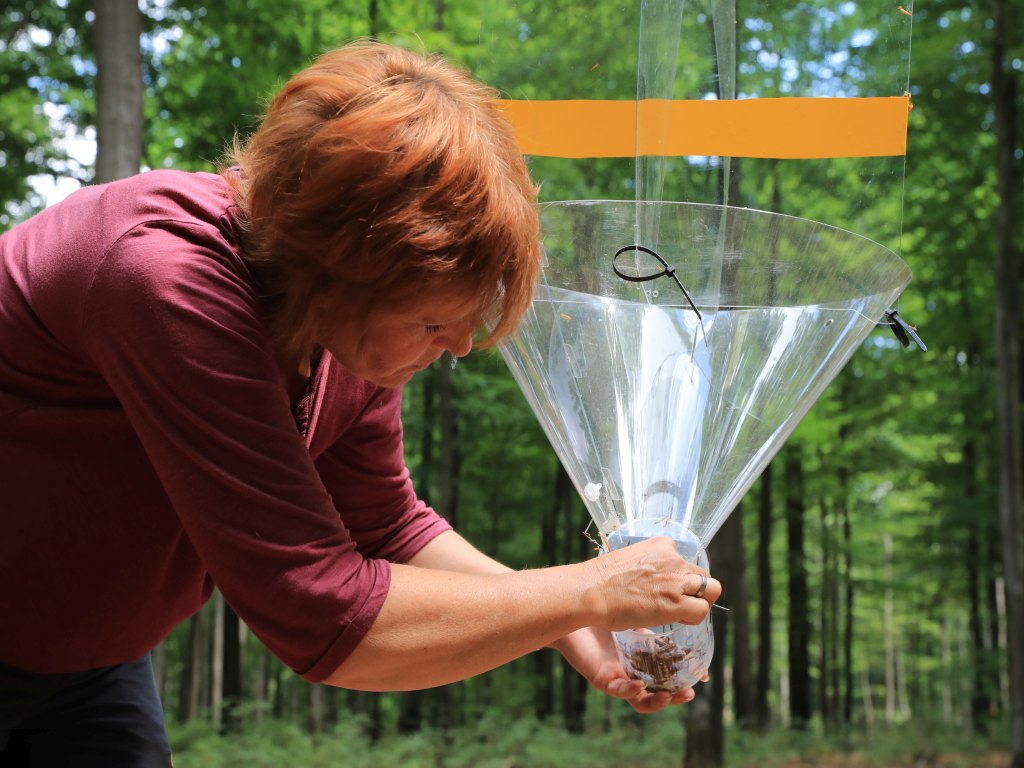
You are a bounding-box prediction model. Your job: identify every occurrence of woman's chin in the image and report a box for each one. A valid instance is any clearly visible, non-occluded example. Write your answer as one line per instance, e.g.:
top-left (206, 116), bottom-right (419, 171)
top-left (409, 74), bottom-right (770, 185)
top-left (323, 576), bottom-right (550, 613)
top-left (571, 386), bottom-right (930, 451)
top-left (368, 368), bottom-right (418, 388)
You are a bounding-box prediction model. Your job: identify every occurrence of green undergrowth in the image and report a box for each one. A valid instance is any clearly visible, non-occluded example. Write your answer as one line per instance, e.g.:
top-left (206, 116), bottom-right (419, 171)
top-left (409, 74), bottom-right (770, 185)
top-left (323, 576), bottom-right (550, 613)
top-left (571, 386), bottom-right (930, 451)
top-left (167, 715), bottom-right (1009, 768)
top-left (168, 713), bottom-right (685, 768)
top-left (725, 721), bottom-right (1007, 768)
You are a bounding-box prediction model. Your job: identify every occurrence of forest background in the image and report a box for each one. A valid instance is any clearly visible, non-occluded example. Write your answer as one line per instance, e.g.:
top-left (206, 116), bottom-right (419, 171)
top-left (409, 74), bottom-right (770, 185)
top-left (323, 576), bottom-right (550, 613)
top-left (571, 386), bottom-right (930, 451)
top-left (1, 1), bottom-right (1021, 766)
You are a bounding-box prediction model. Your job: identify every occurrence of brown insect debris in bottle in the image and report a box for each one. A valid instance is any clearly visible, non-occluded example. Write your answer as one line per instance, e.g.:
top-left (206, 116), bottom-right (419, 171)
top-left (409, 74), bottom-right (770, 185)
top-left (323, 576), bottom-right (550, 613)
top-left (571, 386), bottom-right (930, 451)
top-left (624, 635), bottom-right (687, 692)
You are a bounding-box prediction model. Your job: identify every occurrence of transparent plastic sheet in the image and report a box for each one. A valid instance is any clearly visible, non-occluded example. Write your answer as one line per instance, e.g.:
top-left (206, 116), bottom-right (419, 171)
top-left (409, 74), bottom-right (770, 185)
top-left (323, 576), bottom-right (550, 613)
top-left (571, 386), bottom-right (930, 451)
top-left (479, 0), bottom-right (913, 252)
top-left (633, 0), bottom-right (685, 250)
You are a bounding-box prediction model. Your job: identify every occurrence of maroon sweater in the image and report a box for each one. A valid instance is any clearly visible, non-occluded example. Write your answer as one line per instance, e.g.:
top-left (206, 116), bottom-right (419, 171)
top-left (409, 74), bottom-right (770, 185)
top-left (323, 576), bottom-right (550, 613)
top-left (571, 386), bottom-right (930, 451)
top-left (0, 170), bottom-right (451, 680)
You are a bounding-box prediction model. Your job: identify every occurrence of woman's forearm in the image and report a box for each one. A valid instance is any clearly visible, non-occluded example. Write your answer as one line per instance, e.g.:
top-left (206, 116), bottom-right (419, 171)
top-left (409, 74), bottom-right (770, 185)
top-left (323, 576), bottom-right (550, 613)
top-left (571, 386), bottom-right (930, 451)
top-left (406, 531), bottom-right (588, 653)
top-left (324, 535), bottom-right (719, 692)
top-left (324, 558), bottom-right (601, 691)
top-left (404, 529), bottom-right (513, 575)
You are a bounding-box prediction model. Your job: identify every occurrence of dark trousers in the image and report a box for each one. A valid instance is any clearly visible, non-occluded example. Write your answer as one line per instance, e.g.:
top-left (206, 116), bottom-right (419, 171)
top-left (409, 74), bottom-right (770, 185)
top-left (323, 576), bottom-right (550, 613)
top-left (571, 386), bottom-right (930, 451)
top-left (0, 655), bottom-right (171, 767)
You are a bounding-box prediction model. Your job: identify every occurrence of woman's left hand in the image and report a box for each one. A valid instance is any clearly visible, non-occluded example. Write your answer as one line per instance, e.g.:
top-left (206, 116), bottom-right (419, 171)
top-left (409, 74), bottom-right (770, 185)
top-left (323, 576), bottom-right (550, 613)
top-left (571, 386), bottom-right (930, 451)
top-left (551, 626), bottom-right (696, 713)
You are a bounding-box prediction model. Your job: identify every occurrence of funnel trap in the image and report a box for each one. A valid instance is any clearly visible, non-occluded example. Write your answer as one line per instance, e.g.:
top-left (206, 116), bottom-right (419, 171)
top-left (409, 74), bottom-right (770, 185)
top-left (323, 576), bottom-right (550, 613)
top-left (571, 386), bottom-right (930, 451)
top-left (485, 0), bottom-right (918, 692)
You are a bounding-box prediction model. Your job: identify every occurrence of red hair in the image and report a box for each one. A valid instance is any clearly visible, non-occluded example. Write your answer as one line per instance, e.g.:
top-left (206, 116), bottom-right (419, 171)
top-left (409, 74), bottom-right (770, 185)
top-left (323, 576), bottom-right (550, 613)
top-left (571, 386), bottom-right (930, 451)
top-left (223, 41), bottom-right (541, 364)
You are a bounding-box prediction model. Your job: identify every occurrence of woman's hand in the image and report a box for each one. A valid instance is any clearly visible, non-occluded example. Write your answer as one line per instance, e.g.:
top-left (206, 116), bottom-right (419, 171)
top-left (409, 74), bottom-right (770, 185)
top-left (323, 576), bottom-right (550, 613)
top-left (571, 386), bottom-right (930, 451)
top-left (585, 536), bottom-right (721, 631)
top-left (328, 532), bottom-right (721, 692)
top-left (552, 626), bottom-right (696, 713)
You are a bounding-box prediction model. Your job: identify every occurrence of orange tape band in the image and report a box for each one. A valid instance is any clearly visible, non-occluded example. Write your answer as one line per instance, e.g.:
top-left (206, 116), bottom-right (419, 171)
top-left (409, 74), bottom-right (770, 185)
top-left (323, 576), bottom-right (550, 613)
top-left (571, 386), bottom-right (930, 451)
top-left (498, 96), bottom-right (910, 159)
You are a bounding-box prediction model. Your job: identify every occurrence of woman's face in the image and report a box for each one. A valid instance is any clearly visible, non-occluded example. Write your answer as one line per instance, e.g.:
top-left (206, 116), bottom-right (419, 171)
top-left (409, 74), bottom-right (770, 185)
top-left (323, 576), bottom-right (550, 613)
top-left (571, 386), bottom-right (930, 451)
top-left (323, 291), bottom-right (480, 388)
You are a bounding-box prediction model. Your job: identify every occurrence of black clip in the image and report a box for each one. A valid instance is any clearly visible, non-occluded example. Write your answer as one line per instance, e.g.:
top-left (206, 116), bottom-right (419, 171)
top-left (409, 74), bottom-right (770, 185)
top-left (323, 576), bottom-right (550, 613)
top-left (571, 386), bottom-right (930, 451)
top-left (612, 244), bottom-right (707, 341)
top-left (884, 310), bottom-right (927, 351)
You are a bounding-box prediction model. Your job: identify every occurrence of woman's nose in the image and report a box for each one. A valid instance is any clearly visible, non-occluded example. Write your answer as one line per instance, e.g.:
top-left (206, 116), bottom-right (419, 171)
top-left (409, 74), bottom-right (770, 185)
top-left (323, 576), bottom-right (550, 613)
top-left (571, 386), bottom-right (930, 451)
top-left (445, 328), bottom-right (474, 358)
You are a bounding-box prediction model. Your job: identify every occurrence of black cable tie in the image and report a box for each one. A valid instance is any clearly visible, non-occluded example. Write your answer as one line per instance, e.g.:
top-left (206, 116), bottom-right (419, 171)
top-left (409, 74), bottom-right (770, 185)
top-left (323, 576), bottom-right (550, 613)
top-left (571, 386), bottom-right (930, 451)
top-left (883, 309), bottom-right (927, 351)
top-left (612, 244), bottom-right (707, 342)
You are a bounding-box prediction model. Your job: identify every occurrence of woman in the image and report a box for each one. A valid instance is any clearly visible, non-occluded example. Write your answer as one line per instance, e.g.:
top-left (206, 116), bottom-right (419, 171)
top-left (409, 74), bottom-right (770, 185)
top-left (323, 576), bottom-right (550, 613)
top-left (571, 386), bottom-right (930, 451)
top-left (0, 41), bottom-right (720, 764)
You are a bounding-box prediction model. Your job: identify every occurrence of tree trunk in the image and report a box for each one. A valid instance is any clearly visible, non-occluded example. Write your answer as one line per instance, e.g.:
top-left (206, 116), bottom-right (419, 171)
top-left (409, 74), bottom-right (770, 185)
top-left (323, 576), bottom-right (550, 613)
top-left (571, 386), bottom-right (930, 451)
top-left (417, 368), bottom-right (436, 506)
top-left (397, 690), bottom-right (422, 734)
top-left (967, 526), bottom-right (989, 731)
top-left (959, 239), bottom-right (999, 729)
top-left (211, 591), bottom-right (224, 730)
top-left (896, 645), bottom-right (910, 721)
top-left (991, 0), bottom-right (1024, 763)
top-left (348, 690), bottom-right (382, 741)
top-left (534, 461), bottom-right (565, 721)
top-left (253, 645), bottom-right (273, 724)
top-left (724, 502), bottom-right (754, 727)
top-left (818, 495), bottom-right (830, 729)
top-left (427, 357), bottom-right (460, 731)
top-left (368, 0), bottom-right (379, 39)
top-left (684, 532), bottom-right (728, 768)
top-left (309, 684), bottom-right (324, 735)
top-left (398, 369), bottom-right (437, 734)
top-left (177, 608), bottom-right (207, 723)
top-left (150, 642), bottom-right (166, 704)
top-left (325, 686), bottom-right (340, 727)
top-left (831, 469), bottom-right (846, 726)
top-left (561, 469), bottom-right (589, 733)
top-left (785, 445), bottom-right (812, 727)
top-left (284, 676), bottom-right (302, 722)
top-left (221, 600), bottom-right (243, 732)
top-left (861, 664), bottom-right (875, 731)
top-left (198, 604), bottom-right (214, 719)
top-left (817, 487), bottom-right (841, 732)
top-left (959, 620), bottom-right (974, 727)
top-left (961, 320), bottom-right (993, 730)
top-left (883, 533), bottom-right (897, 723)
top-left (988, 545), bottom-right (1004, 719)
top-left (684, 652), bottom-right (725, 768)
top-left (842, 490), bottom-right (855, 724)
top-left (941, 618), bottom-right (954, 723)
top-left (92, 0), bottom-right (142, 183)
top-left (271, 662), bottom-right (285, 719)
top-left (429, 685), bottom-right (457, 733)
top-left (438, 357), bottom-right (459, 527)
top-left (755, 464), bottom-right (773, 730)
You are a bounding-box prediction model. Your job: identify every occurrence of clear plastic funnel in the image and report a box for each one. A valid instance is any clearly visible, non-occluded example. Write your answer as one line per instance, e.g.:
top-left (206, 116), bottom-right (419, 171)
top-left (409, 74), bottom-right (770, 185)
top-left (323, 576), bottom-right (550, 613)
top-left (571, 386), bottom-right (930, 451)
top-left (499, 201), bottom-right (910, 689)
top-left (501, 200), bottom-right (911, 547)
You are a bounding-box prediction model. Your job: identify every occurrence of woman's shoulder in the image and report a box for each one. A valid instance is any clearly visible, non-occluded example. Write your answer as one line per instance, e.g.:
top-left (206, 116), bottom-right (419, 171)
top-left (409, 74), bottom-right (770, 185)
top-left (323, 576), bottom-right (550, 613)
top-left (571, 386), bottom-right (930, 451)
top-left (12, 169), bottom-right (238, 261)
top-left (104, 169), bottom-right (234, 231)
top-left (72, 171), bottom-right (263, 357)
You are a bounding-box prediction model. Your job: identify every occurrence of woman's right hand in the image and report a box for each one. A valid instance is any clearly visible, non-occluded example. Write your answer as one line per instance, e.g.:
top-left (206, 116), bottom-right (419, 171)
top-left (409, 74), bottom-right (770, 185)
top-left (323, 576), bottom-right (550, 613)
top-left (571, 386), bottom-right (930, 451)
top-left (584, 536), bottom-right (721, 631)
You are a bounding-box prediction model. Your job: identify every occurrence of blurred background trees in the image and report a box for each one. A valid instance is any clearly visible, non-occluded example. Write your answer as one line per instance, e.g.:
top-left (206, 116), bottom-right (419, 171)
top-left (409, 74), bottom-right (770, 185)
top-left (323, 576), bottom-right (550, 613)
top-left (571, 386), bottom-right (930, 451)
top-left (1, 1), bottom-right (1020, 765)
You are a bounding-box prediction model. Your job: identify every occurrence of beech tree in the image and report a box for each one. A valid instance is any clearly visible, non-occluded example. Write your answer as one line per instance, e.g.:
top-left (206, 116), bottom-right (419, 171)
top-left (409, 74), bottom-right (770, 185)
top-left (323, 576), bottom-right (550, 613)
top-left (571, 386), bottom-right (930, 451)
top-left (93, 0), bottom-right (141, 182)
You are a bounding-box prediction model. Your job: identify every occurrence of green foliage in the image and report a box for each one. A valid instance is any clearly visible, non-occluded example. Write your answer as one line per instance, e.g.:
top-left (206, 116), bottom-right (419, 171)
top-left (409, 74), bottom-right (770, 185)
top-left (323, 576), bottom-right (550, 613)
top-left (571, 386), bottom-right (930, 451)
top-left (725, 721), bottom-right (1005, 767)
top-left (168, 711), bottom-right (689, 768)
top-left (0, 0), bottom-right (92, 225)
top-left (167, 714), bottom-right (1009, 768)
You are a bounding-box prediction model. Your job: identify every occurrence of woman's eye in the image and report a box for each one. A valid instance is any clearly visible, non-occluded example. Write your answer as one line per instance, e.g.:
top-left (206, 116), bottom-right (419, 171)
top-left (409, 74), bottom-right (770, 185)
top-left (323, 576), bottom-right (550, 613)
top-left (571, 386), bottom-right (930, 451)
top-left (424, 324), bottom-right (444, 334)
